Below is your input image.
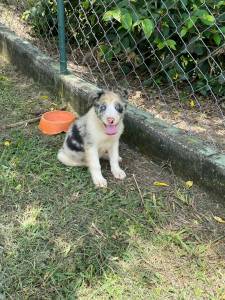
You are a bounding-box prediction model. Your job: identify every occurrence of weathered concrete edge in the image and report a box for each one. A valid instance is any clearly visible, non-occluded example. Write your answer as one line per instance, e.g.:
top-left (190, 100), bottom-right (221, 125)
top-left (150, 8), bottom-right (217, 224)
top-left (0, 23), bottom-right (224, 197)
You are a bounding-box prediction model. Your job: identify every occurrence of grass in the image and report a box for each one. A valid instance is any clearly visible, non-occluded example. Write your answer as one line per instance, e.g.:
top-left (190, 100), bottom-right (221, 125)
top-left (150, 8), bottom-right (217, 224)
top-left (0, 57), bottom-right (225, 300)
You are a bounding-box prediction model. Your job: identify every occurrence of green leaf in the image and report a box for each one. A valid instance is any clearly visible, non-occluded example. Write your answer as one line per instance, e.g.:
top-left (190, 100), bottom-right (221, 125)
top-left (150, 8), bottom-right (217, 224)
top-left (194, 10), bottom-right (215, 25)
top-left (180, 0), bottom-right (188, 6)
top-left (186, 16), bottom-right (197, 29)
top-left (141, 19), bottom-right (154, 39)
top-left (216, 1), bottom-right (225, 8)
top-left (82, 0), bottom-right (89, 9)
top-left (194, 9), bottom-right (208, 17)
top-left (103, 8), bottom-right (121, 22)
top-left (213, 33), bottom-right (222, 46)
top-left (200, 14), bottom-right (215, 26)
top-left (166, 39), bottom-right (177, 50)
top-left (220, 26), bottom-right (225, 34)
top-left (157, 41), bottom-right (165, 50)
top-left (121, 12), bottom-right (132, 30)
top-left (156, 39), bottom-right (176, 50)
top-left (98, 44), bottom-right (114, 62)
top-left (180, 27), bottom-right (187, 37)
top-left (98, 44), bottom-right (108, 56)
top-left (117, 0), bottom-right (130, 8)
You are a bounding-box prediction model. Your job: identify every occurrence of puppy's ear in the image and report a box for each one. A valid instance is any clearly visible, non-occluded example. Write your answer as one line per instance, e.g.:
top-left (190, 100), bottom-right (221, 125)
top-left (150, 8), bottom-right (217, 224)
top-left (87, 90), bottom-right (104, 110)
top-left (92, 89), bottom-right (104, 102)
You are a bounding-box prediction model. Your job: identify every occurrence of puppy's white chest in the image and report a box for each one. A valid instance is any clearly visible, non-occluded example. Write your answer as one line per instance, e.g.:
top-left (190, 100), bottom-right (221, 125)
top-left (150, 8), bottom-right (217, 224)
top-left (98, 137), bottom-right (114, 151)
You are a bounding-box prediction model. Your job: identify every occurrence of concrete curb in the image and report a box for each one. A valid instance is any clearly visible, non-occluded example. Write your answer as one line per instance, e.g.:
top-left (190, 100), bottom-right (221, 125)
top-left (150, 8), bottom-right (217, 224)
top-left (0, 23), bottom-right (224, 197)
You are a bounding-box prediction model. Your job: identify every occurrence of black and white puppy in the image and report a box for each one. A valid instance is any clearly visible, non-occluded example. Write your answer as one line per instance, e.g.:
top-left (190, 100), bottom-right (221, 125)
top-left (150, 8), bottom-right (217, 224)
top-left (57, 90), bottom-right (127, 187)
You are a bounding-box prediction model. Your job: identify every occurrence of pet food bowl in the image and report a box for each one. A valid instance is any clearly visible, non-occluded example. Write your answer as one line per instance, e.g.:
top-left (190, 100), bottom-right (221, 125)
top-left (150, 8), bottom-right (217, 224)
top-left (38, 110), bottom-right (76, 135)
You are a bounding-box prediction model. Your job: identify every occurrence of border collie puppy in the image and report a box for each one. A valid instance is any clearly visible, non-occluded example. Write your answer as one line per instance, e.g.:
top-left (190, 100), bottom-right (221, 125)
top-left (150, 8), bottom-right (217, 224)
top-left (57, 90), bottom-right (127, 187)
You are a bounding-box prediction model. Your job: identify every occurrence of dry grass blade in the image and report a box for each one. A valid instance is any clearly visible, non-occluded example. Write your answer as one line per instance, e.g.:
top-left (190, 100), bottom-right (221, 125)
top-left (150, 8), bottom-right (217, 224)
top-left (90, 223), bottom-right (106, 239)
top-left (132, 173), bottom-right (144, 207)
top-left (0, 116), bottom-right (41, 131)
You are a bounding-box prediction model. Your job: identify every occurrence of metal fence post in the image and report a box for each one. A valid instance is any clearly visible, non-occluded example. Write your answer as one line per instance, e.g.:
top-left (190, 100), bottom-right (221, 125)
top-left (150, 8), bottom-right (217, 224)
top-left (57, 0), bottom-right (68, 74)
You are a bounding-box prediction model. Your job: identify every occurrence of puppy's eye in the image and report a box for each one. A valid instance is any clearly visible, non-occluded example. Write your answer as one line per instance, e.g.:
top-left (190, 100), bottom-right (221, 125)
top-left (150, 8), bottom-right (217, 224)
top-left (115, 103), bottom-right (123, 114)
top-left (100, 104), bottom-right (106, 112)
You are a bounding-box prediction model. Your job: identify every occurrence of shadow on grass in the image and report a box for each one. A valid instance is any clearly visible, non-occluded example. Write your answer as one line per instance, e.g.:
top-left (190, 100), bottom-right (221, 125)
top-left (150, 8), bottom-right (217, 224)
top-left (0, 131), bottom-right (163, 298)
top-left (1, 130), bottom-right (225, 299)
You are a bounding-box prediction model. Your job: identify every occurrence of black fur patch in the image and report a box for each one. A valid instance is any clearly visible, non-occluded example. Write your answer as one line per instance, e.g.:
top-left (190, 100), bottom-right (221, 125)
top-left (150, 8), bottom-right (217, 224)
top-left (66, 124), bottom-right (84, 152)
top-left (94, 102), bottom-right (100, 109)
top-left (99, 104), bottom-right (106, 113)
top-left (115, 102), bottom-right (124, 114)
top-left (93, 90), bottom-right (104, 102)
top-left (94, 102), bottom-right (106, 119)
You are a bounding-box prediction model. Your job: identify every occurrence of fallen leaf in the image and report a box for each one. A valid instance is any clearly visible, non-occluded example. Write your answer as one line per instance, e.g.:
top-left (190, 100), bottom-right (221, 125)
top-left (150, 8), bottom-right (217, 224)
top-left (109, 257), bottom-right (119, 261)
top-left (185, 180), bottom-right (193, 188)
top-left (40, 95), bottom-right (49, 100)
top-left (153, 181), bottom-right (169, 187)
top-left (15, 184), bottom-right (22, 191)
top-left (190, 99), bottom-right (195, 108)
top-left (3, 140), bottom-right (11, 147)
top-left (213, 216), bottom-right (225, 224)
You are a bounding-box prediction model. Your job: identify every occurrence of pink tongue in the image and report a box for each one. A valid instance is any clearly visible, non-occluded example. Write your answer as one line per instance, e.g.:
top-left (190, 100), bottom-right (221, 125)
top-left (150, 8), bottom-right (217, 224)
top-left (105, 124), bottom-right (117, 135)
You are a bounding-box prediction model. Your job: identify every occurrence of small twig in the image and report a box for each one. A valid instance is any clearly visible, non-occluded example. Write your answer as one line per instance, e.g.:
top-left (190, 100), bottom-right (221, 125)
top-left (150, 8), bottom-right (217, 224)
top-left (212, 235), bottom-right (225, 244)
top-left (90, 223), bottom-right (106, 239)
top-left (0, 105), bottom-right (68, 131)
top-left (172, 198), bottom-right (185, 209)
top-left (132, 173), bottom-right (144, 207)
top-left (0, 116), bottom-right (41, 131)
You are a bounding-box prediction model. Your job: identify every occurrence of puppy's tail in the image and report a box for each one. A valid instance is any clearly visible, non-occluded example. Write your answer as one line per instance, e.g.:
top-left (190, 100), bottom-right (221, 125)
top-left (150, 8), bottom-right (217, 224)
top-left (57, 149), bottom-right (87, 167)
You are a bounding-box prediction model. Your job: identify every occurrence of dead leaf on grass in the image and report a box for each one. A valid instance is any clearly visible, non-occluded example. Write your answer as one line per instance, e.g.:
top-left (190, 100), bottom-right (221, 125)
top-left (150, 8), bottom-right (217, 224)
top-left (153, 181), bottom-right (170, 187)
top-left (40, 95), bottom-right (49, 100)
top-left (190, 99), bottom-right (195, 108)
top-left (213, 216), bottom-right (225, 224)
top-left (3, 140), bottom-right (11, 147)
top-left (185, 180), bottom-right (193, 188)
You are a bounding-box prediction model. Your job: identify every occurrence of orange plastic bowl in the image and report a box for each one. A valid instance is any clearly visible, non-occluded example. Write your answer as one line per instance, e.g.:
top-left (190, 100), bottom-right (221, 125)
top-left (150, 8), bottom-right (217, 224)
top-left (38, 110), bottom-right (76, 135)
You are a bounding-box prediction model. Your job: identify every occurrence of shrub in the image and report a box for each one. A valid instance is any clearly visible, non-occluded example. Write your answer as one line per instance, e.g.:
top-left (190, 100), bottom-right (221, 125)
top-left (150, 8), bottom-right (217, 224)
top-left (22, 0), bottom-right (225, 97)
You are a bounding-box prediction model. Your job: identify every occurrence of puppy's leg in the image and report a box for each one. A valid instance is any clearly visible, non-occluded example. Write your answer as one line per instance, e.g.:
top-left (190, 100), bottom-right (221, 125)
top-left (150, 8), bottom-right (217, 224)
top-left (86, 146), bottom-right (107, 188)
top-left (109, 140), bottom-right (126, 180)
top-left (101, 151), bottom-right (122, 162)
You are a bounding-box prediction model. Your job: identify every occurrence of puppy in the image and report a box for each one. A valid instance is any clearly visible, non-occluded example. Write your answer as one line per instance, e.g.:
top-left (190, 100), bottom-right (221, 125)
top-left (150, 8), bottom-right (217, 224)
top-left (57, 90), bottom-right (127, 187)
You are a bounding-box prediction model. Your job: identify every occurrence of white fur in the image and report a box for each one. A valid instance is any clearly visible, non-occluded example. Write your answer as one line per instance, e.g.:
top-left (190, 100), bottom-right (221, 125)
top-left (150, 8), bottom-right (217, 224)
top-left (57, 95), bottom-right (126, 188)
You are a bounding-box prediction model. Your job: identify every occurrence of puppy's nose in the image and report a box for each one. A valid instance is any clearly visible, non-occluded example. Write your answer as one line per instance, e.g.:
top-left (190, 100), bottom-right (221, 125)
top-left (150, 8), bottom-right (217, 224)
top-left (107, 117), bottom-right (115, 124)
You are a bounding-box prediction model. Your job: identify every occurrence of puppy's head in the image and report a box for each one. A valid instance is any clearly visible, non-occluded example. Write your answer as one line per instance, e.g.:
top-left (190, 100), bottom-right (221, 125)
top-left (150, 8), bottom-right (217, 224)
top-left (93, 90), bottom-right (127, 135)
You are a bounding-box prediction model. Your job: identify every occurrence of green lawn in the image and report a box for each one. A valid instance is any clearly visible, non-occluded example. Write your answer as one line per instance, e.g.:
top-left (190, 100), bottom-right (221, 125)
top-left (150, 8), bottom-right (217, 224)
top-left (0, 57), bottom-right (225, 300)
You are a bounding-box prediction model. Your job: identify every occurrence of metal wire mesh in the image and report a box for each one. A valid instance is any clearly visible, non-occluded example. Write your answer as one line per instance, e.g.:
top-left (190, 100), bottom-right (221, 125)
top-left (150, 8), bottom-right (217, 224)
top-left (1, 0), bottom-right (225, 149)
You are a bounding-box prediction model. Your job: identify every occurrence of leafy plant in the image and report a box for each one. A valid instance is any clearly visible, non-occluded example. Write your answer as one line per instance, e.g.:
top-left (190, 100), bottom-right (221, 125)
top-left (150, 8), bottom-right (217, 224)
top-left (21, 0), bottom-right (225, 97)
top-left (22, 0), bottom-right (57, 35)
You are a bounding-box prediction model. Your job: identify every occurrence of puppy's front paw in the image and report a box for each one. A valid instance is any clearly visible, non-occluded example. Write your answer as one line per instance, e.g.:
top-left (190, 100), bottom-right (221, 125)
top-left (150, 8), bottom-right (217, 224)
top-left (93, 175), bottom-right (107, 188)
top-left (112, 168), bottom-right (126, 180)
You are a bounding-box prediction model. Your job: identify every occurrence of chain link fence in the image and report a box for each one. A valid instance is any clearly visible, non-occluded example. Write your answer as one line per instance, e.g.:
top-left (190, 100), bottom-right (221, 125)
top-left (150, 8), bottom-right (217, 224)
top-left (1, 0), bottom-right (225, 149)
